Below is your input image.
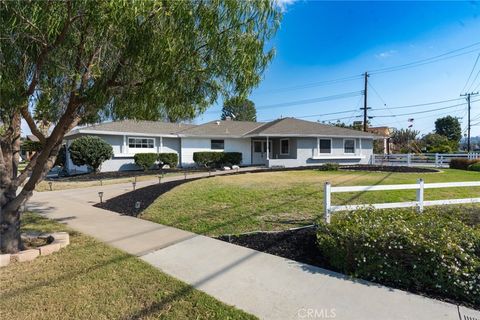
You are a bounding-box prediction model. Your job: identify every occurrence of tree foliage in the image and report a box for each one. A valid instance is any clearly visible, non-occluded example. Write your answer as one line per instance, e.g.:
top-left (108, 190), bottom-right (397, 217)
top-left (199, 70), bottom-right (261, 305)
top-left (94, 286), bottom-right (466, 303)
top-left (68, 136), bottom-right (113, 172)
top-left (221, 97), bottom-right (257, 121)
top-left (390, 128), bottom-right (420, 153)
top-left (422, 133), bottom-right (454, 153)
top-left (0, 1), bottom-right (280, 253)
top-left (435, 116), bottom-right (462, 145)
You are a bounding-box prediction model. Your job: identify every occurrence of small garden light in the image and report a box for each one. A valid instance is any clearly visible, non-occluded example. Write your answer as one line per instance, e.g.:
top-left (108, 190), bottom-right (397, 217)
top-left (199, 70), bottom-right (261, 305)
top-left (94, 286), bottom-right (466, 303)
top-left (98, 191), bottom-right (104, 203)
top-left (184, 171), bottom-right (187, 180)
top-left (48, 181), bottom-right (53, 191)
top-left (100, 180), bottom-right (103, 186)
top-left (158, 176), bottom-right (162, 184)
top-left (132, 182), bottom-right (136, 190)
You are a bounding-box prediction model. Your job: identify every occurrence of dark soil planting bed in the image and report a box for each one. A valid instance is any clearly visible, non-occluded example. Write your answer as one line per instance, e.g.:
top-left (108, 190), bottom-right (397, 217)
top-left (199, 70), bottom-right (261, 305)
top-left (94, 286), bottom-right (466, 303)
top-left (341, 165), bottom-right (439, 173)
top-left (218, 227), bottom-right (328, 268)
top-left (47, 168), bottom-right (208, 182)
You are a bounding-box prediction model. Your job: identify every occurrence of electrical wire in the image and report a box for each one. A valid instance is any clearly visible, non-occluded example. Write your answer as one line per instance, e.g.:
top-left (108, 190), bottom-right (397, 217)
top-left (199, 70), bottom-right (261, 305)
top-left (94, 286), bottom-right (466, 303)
top-left (463, 53), bottom-right (480, 92)
top-left (255, 91), bottom-right (363, 110)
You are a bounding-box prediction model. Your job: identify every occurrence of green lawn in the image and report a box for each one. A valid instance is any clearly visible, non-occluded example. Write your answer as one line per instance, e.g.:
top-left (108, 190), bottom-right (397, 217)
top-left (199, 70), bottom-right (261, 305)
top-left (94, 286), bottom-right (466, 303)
top-left (0, 213), bottom-right (255, 320)
top-left (141, 168), bottom-right (480, 236)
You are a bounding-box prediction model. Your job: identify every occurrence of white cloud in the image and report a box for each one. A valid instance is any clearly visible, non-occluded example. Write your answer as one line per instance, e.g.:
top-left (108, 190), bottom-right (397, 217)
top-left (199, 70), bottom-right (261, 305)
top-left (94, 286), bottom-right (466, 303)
top-left (375, 50), bottom-right (398, 59)
top-left (274, 0), bottom-right (298, 12)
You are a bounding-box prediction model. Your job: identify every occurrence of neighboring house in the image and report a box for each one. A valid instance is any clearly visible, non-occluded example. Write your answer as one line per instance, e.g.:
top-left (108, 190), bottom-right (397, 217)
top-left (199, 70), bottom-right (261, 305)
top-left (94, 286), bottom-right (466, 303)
top-left (64, 117), bottom-right (380, 172)
top-left (367, 126), bottom-right (392, 154)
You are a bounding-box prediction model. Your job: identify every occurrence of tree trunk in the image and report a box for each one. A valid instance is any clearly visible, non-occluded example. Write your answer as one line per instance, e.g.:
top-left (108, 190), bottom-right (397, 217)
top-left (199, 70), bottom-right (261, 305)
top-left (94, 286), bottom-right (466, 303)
top-left (0, 206), bottom-right (22, 253)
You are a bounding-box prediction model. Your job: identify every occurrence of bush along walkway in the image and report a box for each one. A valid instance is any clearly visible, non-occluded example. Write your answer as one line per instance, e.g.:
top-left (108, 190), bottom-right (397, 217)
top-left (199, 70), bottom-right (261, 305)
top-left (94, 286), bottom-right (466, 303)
top-left (29, 183), bottom-right (480, 320)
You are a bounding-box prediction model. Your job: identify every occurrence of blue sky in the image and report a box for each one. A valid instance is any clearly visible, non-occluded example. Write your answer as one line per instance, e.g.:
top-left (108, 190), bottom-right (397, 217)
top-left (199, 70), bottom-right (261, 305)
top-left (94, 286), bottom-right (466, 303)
top-left (196, 1), bottom-right (480, 137)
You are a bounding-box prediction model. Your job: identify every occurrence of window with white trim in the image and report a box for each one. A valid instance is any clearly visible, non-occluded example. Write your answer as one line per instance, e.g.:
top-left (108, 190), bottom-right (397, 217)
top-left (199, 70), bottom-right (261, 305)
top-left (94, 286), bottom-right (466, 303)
top-left (319, 139), bottom-right (331, 154)
top-left (211, 139), bottom-right (224, 150)
top-left (344, 139), bottom-right (355, 154)
top-left (280, 139), bottom-right (289, 155)
top-left (128, 137), bottom-right (154, 149)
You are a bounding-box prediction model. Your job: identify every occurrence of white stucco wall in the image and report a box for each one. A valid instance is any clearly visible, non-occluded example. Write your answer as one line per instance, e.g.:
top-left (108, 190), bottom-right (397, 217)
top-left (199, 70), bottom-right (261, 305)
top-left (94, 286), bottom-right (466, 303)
top-left (180, 137), bottom-right (252, 167)
top-left (267, 137), bottom-right (374, 168)
top-left (65, 134), bottom-right (181, 173)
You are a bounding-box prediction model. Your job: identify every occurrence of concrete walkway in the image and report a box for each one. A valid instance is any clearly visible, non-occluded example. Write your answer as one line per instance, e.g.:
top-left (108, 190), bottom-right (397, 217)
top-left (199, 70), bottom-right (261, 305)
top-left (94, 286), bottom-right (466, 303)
top-left (29, 173), bottom-right (479, 320)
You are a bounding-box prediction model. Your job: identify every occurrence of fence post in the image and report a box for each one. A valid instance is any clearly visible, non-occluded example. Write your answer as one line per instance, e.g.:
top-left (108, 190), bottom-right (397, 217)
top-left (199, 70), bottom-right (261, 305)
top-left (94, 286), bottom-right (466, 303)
top-left (324, 182), bottom-right (331, 224)
top-left (416, 178), bottom-right (424, 213)
top-left (407, 153), bottom-right (412, 167)
top-left (435, 153), bottom-right (439, 167)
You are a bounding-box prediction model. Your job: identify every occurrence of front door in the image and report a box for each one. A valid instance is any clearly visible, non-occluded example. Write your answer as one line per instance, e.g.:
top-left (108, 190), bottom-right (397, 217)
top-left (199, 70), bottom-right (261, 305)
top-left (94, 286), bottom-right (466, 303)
top-left (252, 140), bottom-right (272, 165)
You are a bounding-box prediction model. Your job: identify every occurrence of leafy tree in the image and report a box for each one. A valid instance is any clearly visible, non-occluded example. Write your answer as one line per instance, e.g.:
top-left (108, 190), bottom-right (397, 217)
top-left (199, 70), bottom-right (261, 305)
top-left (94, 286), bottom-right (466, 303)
top-left (390, 128), bottom-right (420, 153)
top-left (0, 1), bottom-right (280, 253)
top-left (68, 136), bottom-right (113, 173)
top-left (221, 97), bottom-right (257, 121)
top-left (435, 116), bottom-right (462, 148)
top-left (422, 133), bottom-right (454, 153)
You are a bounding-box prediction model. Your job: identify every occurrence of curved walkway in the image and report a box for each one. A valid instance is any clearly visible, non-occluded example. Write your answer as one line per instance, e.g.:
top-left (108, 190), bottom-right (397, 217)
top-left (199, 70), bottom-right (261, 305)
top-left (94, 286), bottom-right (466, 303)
top-left (29, 173), bottom-right (479, 320)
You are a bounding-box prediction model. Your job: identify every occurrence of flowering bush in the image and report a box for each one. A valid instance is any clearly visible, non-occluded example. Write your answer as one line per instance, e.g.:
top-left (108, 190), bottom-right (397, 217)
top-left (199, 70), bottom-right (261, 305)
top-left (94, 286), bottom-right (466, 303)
top-left (317, 207), bottom-right (480, 306)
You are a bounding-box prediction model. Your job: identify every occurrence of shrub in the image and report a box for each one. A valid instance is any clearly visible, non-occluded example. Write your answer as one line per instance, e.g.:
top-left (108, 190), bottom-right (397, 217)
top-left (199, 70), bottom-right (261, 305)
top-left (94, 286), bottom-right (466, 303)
top-left (193, 152), bottom-right (242, 168)
top-left (68, 136), bottom-right (113, 173)
top-left (317, 208), bottom-right (480, 306)
top-left (134, 153), bottom-right (158, 171)
top-left (222, 152), bottom-right (242, 165)
top-left (158, 153), bottom-right (178, 168)
top-left (468, 162), bottom-right (480, 172)
top-left (449, 158), bottom-right (480, 170)
top-left (193, 152), bottom-right (223, 168)
top-left (318, 163), bottom-right (339, 171)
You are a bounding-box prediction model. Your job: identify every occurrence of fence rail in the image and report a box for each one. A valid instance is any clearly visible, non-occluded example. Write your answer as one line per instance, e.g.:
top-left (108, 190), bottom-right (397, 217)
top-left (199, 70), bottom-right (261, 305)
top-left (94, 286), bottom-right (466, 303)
top-left (372, 153), bottom-right (480, 167)
top-left (323, 180), bottom-right (480, 223)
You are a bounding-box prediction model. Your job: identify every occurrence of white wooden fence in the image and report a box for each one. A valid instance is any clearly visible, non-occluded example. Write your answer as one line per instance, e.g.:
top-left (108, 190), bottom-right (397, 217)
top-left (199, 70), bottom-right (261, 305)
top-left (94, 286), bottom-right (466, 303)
top-left (372, 153), bottom-right (480, 167)
top-left (323, 180), bottom-right (480, 223)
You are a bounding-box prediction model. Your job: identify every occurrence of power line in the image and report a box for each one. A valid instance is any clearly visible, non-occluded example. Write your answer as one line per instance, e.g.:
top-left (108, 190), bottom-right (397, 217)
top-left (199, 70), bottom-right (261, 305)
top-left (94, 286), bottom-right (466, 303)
top-left (369, 41), bottom-right (480, 75)
top-left (371, 100), bottom-right (473, 118)
top-left (254, 91), bottom-right (363, 110)
top-left (372, 97), bottom-right (464, 111)
top-left (462, 53), bottom-right (480, 93)
top-left (253, 75), bottom-right (363, 95)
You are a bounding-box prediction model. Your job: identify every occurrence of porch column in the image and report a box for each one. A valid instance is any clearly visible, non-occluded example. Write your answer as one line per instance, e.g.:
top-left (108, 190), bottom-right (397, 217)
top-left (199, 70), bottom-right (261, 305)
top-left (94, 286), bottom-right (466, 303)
top-left (266, 136), bottom-right (270, 160)
top-left (123, 135), bottom-right (127, 154)
top-left (383, 138), bottom-right (387, 154)
top-left (160, 136), bottom-right (163, 153)
top-left (317, 137), bottom-right (320, 157)
top-left (359, 138), bottom-right (362, 155)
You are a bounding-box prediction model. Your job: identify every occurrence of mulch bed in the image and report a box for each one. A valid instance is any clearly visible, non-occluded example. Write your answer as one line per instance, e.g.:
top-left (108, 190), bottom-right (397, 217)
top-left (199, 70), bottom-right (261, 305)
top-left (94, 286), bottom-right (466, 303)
top-left (46, 168), bottom-right (211, 182)
top-left (340, 165), bottom-right (439, 173)
top-left (217, 226), bottom-right (329, 268)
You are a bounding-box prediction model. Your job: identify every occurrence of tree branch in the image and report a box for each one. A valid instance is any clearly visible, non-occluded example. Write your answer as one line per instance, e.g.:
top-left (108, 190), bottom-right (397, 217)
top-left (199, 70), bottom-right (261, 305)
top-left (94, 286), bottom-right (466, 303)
top-left (20, 106), bottom-right (46, 144)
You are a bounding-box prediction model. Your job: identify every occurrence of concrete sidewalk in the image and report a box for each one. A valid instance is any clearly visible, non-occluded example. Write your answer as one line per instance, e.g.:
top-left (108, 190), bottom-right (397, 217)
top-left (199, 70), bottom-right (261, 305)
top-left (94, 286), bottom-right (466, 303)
top-left (30, 179), bottom-right (479, 320)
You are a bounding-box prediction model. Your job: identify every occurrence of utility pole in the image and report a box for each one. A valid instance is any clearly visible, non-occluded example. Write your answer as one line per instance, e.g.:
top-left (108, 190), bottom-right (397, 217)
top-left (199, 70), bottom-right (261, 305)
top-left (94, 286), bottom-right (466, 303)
top-left (362, 72), bottom-right (370, 132)
top-left (460, 92), bottom-right (478, 152)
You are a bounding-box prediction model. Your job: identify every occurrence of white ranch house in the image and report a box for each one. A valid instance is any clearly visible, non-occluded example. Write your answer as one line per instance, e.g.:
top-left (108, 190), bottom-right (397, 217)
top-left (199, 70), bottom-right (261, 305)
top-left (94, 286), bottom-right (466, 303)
top-left (64, 117), bottom-right (381, 172)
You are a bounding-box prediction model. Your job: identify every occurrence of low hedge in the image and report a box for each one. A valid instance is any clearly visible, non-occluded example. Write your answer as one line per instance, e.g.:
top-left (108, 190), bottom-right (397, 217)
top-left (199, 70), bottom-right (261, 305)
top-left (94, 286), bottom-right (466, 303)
top-left (317, 163), bottom-right (339, 171)
top-left (158, 153), bottom-right (178, 168)
top-left (193, 152), bottom-right (242, 168)
top-left (317, 208), bottom-right (480, 306)
top-left (134, 153), bottom-right (158, 171)
top-left (468, 162), bottom-right (480, 172)
top-left (449, 158), bottom-right (480, 170)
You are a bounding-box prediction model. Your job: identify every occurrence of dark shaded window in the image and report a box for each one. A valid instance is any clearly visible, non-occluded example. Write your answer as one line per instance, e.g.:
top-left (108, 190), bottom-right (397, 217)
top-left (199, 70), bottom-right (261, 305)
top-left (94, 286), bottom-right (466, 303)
top-left (344, 139), bottom-right (355, 154)
top-left (280, 139), bottom-right (289, 154)
top-left (320, 139), bottom-right (331, 153)
top-left (211, 140), bottom-right (224, 150)
top-left (254, 141), bottom-right (262, 153)
top-left (129, 137), bottom-right (154, 148)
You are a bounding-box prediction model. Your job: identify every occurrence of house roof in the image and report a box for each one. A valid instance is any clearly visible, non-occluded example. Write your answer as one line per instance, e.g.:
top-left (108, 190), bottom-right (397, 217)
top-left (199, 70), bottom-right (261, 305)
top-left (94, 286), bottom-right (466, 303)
top-left (178, 120), bottom-right (264, 137)
top-left (66, 120), bottom-right (196, 137)
top-left (245, 117), bottom-right (379, 138)
top-left (65, 118), bottom-right (380, 139)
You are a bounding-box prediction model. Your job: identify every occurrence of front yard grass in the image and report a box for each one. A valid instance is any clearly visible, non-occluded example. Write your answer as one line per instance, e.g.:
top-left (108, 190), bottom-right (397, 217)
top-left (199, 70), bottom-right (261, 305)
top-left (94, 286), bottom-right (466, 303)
top-left (140, 168), bottom-right (480, 236)
top-left (0, 213), bottom-right (255, 320)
